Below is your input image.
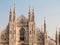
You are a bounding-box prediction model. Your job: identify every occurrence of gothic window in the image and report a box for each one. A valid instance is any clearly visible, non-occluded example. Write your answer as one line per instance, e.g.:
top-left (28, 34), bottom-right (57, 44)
top-left (32, 25), bottom-right (33, 31)
top-left (20, 28), bottom-right (25, 41)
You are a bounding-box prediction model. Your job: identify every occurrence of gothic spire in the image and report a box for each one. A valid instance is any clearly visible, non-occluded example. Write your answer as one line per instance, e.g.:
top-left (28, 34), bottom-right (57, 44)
top-left (31, 7), bottom-right (35, 22)
top-left (59, 27), bottom-right (60, 35)
top-left (44, 17), bottom-right (47, 34)
top-left (59, 27), bottom-right (60, 45)
top-left (32, 7), bottom-right (34, 16)
top-left (44, 17), bottom-right (48, 45)
top-left (9, 5), bottom-right (12, 22)
top-left (32, 7), bottom-right (34, 15)
top-left (55, 27), bottom-right (58, 45)
top-left (28, 6), bottom-right (30, 21)
top-left (13, 0), bottom-right (16, 21)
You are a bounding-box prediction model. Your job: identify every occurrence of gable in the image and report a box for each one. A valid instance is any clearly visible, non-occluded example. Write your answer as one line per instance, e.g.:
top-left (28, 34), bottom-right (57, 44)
top-left (16, 15), bottom-right (28, 26)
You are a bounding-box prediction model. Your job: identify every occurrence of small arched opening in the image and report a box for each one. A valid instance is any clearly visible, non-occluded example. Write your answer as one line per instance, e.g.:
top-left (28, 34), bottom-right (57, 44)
top-left (20, 28), bottom-right (25, 41)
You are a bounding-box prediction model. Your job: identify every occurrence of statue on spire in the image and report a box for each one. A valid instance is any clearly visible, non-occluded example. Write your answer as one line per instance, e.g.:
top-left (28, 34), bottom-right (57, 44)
top-left (13, 0), bottom-right (16, 21)
top-left (30, 7), bottom-right (35, 22)
top-left (44, 16), bottom-right (47, 34)
top-left (28, 6), bottom-right (31, 21)
top-left (9, 5), bottom-right (12, 22)
top-left (44, 16), bottom-right (48, 45)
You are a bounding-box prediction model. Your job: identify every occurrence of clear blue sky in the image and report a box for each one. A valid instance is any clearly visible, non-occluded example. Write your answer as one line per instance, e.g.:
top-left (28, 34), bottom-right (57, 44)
top-left (0, 0), bottom-right (60, 39)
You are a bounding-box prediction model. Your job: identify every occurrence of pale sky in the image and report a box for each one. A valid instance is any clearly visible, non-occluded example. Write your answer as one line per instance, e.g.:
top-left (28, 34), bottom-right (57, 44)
top-left (0, 0), bottom-right (60, 39)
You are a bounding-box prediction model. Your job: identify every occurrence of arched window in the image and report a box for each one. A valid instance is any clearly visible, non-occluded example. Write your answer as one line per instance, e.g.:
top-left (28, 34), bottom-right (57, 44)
top-left (20, 28), bottom-right (25, 41)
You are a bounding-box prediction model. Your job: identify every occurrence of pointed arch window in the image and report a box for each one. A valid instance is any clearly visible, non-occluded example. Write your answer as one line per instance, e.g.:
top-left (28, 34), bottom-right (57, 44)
top-left (20, 28), bottom-right (25, 41)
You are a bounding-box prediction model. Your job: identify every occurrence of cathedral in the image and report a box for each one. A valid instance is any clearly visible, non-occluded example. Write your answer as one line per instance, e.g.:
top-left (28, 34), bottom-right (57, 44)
top-left (0, 0), bottom-right (60, 45)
